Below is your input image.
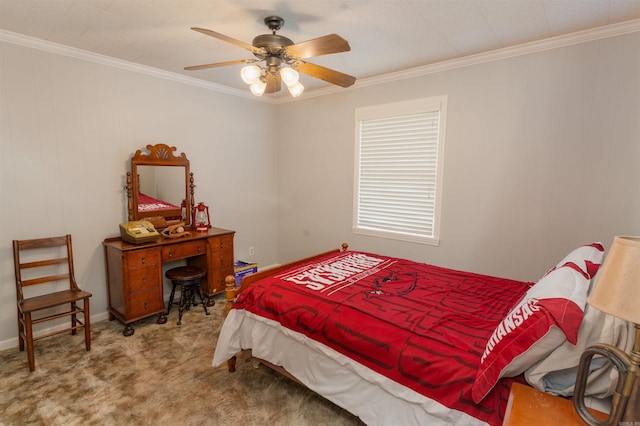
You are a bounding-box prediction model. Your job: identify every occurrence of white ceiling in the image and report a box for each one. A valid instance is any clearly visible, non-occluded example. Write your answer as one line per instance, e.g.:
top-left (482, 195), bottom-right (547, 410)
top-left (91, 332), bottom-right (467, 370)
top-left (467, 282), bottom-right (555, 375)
top-left (1, 0), bottom-right (640, 98)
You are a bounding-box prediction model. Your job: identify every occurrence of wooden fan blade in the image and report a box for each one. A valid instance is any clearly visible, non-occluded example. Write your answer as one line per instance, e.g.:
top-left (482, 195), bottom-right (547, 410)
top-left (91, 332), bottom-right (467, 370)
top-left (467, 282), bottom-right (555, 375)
top-left (264, 73), bottom-right (281, 94)
top-left (284, 34), bottom-right (350, 58)
top-left (191, 27), bottom-right (264, 54)
top-left (296, 61), bottom-right (356, 88)
top-left (184, 59), bottom-right (259, 71)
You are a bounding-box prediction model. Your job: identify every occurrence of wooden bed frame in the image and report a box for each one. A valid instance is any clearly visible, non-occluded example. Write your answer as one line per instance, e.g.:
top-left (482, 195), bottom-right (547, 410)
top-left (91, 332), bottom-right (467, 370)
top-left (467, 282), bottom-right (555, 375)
top-left (221, 244), bottom-right (349, 373)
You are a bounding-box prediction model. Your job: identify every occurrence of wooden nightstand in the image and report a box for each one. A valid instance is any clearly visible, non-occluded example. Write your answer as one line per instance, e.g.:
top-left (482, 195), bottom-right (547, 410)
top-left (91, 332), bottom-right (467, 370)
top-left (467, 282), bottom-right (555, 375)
top-left (503, 383), bottom-right (608, 425)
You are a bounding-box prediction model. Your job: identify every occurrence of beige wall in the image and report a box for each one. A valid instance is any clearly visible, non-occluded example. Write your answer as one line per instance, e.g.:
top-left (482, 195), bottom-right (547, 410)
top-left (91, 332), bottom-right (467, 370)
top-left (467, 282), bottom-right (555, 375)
top-left (275, 31), bottom-right (640, 281)
top-left (0, 41), bottom-right (279, 346)
top-left (1, 30), bottom-right (639, 349)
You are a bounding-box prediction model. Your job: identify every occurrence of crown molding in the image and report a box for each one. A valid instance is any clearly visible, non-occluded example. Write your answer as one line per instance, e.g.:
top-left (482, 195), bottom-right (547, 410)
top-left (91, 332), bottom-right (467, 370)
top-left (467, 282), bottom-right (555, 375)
top-left (0, 29), bottom-right (265, 102)
top-left (2, 18), bottom-right (639, 105)
top-left (346, 18), bottom-right (640, 93)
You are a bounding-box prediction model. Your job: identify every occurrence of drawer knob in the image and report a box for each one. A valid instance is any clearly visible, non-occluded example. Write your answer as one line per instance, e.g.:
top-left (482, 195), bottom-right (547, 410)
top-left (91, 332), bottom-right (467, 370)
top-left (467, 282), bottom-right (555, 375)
top-left (144, 301), bottom-right (148, 310)
top-left (168, 251), bottom-right (173, 258)
top-left (141, 256), bottom-right (145, 264)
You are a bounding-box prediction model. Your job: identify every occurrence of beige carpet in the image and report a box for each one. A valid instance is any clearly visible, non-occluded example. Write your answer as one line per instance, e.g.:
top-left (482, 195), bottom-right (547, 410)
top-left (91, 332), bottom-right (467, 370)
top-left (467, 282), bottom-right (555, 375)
top-left (0, 294), bottom-right (363, 426)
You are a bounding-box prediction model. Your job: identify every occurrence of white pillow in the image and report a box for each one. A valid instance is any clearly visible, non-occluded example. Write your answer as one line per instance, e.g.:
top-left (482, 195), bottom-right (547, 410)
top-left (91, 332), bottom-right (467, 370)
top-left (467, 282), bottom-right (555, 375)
top-left (472, 243), bottom-right (605, 403)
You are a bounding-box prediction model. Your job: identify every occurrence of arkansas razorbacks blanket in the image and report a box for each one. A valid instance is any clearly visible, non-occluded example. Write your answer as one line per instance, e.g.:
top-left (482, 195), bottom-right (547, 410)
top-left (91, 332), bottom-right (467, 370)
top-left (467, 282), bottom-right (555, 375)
top-left (231, 251), bottom-right (532, 425)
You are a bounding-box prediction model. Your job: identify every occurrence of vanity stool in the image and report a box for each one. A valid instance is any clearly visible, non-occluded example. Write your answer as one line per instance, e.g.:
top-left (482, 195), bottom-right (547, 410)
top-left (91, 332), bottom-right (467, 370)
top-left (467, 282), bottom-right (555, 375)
top-left (165, 266), bottom-right (209, 325)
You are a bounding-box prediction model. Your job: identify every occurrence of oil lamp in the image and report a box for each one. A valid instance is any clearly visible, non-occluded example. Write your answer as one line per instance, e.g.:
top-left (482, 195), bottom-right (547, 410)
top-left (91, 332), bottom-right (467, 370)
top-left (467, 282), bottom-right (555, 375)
top-left (192, 202), bottom-right (210, 232)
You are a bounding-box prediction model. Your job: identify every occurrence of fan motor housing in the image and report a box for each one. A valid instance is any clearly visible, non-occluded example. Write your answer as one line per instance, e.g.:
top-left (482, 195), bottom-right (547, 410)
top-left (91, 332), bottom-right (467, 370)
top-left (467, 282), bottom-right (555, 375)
top-left (252, 34), bottom-right (293, 55)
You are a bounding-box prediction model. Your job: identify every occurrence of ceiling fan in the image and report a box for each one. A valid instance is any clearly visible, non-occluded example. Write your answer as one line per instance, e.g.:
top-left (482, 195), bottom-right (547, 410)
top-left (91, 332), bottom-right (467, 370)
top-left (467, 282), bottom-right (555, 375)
top-left (185, 16), bottom-right (356, 97)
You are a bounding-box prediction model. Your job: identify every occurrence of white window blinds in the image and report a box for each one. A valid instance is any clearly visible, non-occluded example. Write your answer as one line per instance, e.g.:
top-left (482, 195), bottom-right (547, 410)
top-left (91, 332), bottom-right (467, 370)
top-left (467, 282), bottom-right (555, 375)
top-left (354, 97), bottom-right (446, 245)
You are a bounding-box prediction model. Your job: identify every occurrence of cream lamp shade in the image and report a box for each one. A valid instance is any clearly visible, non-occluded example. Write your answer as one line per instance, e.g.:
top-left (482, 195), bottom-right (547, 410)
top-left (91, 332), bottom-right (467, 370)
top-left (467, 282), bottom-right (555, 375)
top-left (588, 236), bottom-right (640, 324)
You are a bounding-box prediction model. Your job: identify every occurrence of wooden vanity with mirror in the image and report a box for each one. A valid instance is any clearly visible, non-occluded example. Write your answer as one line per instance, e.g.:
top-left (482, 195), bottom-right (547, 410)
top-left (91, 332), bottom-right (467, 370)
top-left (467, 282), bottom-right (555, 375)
top-left (103, 144), bottom-right (234, 336)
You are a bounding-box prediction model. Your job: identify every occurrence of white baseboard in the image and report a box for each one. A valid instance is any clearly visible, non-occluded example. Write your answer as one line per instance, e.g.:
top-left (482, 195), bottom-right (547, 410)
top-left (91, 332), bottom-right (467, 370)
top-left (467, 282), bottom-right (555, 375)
top-left (1, 264), bottom-right (280, 351)
top-left (0, 311), bottom-right (110, 352)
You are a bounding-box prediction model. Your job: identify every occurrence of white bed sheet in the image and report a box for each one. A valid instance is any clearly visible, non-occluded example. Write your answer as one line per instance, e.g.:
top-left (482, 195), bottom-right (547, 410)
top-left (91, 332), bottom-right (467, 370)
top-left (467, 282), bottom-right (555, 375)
top-left (213, 309), bottom-right (487, 426)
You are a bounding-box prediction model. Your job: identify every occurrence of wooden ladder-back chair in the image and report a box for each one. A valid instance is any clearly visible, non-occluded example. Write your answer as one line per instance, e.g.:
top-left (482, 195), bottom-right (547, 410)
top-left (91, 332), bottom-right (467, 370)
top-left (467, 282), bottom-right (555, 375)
top-left (12, 234), bottom-right (92, 371)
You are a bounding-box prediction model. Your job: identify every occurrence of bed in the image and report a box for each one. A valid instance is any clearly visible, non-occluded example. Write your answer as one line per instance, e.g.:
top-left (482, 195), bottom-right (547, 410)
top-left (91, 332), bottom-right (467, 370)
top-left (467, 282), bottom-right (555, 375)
top-left (136, 192), bottom-right (182, 220)
top-left (213, 242), bottom-right (632, 425)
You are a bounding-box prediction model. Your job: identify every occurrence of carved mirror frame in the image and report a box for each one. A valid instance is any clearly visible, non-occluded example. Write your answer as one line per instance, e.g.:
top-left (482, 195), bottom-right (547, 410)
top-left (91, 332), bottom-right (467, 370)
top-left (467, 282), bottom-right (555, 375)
top-left (126, 144), bottom-right (195, 228)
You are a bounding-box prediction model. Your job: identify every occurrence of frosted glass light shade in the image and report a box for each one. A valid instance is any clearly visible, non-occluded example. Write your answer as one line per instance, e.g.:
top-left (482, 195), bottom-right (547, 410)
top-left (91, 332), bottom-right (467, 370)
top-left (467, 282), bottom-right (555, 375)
top-left (287, 82), bottom-right (304, 97)
top-left (249, 79), bottom-right (267, 96)
top-left (241, 65), bottom-right (261, 84)
top-left (280, 67), bottom-right (299, 86)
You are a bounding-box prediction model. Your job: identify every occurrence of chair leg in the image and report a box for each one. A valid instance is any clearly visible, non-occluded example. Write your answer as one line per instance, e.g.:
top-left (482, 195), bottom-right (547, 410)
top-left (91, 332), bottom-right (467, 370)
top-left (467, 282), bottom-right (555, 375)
top-left (190, 289), bottom-right (196, 308)
top-left (17, 307), bottom-right (24, 352)
top-left (166, 283), bottom-right (177, 315)
top-left (182, 285), bottom-right (194, 311)
top-left (194, 285), bottom-right (210, 316)
top-left (24, 312), bottom-right (35, 372)
top-left (84, 298), bottom-right (91, 351)
top-left (71, 302), bottom-right (77, 336)
top-left (177, 285), bottom-right (186, 326)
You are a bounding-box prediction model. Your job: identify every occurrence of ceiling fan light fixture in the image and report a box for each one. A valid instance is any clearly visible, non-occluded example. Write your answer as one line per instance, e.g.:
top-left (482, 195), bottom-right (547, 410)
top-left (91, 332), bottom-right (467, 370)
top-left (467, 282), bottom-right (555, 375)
top-left (280, 67), bottom-right (299, 86)
top-left (249, 78), bottom-right (267, 96)
top-left (241, 65), bottom-right (262, 84)
top-left (186, 16), bottom-right (356, 96)
top-left (287, 81), bottom-right (304, 98)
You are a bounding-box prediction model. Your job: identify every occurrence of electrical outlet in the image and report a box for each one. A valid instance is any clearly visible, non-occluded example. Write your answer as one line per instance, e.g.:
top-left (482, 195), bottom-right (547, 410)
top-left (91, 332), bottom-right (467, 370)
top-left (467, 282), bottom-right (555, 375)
top-left (249, 247), bottom-right (255, 256)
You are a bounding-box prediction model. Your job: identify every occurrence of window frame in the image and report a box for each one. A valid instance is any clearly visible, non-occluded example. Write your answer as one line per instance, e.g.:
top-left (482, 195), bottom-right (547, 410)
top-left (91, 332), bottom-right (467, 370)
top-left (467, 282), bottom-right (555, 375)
top-left (353, 96), bottom-right (447, 245)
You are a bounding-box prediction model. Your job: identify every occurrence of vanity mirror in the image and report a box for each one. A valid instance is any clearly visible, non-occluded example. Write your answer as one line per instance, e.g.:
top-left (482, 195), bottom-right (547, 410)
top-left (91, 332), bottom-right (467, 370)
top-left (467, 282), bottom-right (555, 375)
top-left (126, 144), bottom-right (195, 228)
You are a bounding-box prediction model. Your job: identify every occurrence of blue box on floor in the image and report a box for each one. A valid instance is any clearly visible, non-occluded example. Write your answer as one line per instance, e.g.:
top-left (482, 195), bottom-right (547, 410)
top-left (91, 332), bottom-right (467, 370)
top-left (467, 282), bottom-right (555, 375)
top-left (234, 261), bottom-right (258, 286)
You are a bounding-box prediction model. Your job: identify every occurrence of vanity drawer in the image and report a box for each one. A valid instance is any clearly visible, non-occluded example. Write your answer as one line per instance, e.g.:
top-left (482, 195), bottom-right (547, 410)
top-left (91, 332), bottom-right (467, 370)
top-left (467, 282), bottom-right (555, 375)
top-left (206, 250), bottom-right (234, 294)
top-left (126, 267), bottom-right (161, 293)
top-left (126, 248), bottom-right (160, 268)
top-left (210, 250), bottom-right (233, 270)
top-left (162, 240), bottom-right (206, 261)
top-left (209, 234), bottom-right (234, 252)
top-left (127, 289), bottom-right (164, 319)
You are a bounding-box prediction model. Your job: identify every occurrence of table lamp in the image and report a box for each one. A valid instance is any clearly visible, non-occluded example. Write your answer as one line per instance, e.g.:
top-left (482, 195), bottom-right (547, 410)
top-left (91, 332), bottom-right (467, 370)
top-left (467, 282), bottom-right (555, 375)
top-left (574, 236), bottom-right (640, 425)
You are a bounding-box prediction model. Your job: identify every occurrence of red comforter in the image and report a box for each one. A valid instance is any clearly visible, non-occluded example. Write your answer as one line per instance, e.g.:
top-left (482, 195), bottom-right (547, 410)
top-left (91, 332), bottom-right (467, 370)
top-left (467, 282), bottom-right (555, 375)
top-left (137, 192), bottom-right (180, 212)
top-left (233, 251), bottom-right (532, 425)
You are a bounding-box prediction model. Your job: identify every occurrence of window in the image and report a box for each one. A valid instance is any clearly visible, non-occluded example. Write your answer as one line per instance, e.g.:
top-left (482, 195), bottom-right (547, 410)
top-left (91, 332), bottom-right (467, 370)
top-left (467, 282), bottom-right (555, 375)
top-left (353, 96), bottom-right (447, 245)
